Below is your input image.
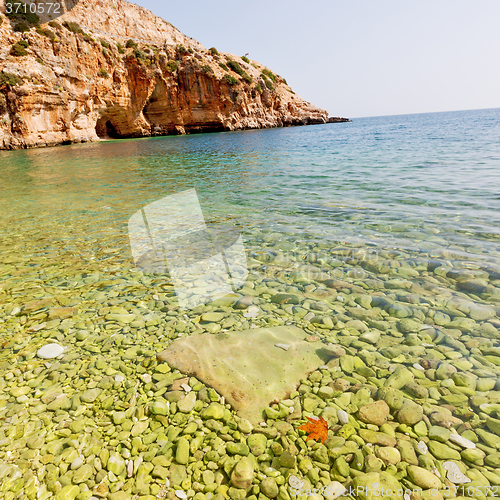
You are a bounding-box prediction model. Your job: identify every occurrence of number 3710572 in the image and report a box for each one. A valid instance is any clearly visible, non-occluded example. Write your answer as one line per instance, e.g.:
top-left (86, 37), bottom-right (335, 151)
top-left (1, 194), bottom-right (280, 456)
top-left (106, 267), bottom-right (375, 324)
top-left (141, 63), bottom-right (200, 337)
top-left (6, 2), bottom-right (62, 14)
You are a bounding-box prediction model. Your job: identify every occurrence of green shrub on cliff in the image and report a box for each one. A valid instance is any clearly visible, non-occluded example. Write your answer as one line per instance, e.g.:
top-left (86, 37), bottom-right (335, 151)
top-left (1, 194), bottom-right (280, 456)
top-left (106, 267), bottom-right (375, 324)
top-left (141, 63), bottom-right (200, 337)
top-left (201, 64), bottom-right (214, 74)
top-left (219, 62), bottom-right (228, 71)
top-left (254, 84), bottom-right (263, 94)
top-left (209, 47), bottom-right (219, 56)
top-left (63, 21), bottom-right (83, 34)
top-left (166, 60), bottom-right (179, 72)
top-left (13, 21), bottom-right (29, 32)
top-left (98, 69), bottom-right (109, 78)
top-left (48, 21), bottom-right (61, 29)
top-left (10, 40), bottom-right (29, 56)
top-left (176, 44), bottom-right (188, 55)
top-left (223, 74), bottom-right (238, 86)
top-left (227, 60), bottom-right (243, 75)
top-left (261, 68), bottom-right (277, 83)
top-left (133, 48), bottom-right (147, 61)
top-left (116, 43), bottom-right (125, 54)
top-left (227, 60), bottom-right (252, 84)
top-left (241, 55), bottom-right (250, 63)
top-left (126, 39), bottom-right (137, 49)
top-left (36, 26), bottom-right (57, 41)
top-left (261, 74), bottom-right (274, 91)
top-left (100, 39), bottom-right (110, 49)
top-left (0, 71), bottom-right (22, 87)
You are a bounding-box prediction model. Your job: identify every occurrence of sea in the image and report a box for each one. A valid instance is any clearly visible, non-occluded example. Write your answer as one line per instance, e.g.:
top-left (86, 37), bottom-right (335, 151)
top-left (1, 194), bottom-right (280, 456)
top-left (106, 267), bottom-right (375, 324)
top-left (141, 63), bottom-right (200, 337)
top-left (0, 107), bottom-right (500, 493)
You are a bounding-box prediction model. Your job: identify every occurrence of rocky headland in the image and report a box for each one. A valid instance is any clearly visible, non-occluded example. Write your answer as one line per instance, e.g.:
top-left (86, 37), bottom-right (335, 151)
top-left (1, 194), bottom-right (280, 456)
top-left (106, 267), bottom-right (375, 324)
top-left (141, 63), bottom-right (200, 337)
top-left (0, 0), bottom-right (347, 150)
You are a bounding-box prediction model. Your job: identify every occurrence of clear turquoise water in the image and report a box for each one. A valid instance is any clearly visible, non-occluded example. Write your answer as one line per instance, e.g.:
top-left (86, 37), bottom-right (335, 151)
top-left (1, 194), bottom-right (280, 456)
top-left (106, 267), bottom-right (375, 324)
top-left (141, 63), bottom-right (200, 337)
top-left (1, 107), bottom-right (500, 496)
top-left (1, 107), bottom-right (499, 276)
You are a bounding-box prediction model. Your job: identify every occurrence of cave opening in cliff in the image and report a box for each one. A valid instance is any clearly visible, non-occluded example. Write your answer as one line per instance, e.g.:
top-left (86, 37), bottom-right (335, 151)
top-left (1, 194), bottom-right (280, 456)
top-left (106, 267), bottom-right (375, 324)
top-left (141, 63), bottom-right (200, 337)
top-left (95, 117), bottom-right (121, 139)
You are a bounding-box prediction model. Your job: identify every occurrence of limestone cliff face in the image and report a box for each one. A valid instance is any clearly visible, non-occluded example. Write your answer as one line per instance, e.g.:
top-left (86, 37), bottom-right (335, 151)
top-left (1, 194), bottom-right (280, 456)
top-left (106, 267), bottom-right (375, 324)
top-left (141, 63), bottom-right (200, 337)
top-left (0, 0), bottom-right (336, 150)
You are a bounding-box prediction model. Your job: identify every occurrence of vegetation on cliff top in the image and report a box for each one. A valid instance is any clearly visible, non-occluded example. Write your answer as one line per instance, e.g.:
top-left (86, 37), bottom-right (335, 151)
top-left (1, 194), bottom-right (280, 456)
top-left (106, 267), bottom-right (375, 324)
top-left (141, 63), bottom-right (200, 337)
top-left (227, 60), bottom-right (252, 84)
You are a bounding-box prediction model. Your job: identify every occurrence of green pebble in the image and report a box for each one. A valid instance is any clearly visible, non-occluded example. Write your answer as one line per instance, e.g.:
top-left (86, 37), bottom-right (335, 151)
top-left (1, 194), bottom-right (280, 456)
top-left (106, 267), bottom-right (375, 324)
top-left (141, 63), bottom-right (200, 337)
top-left (428, 441), bottom-right (461, 460)
top-left (176, 437), bottom-right (190, 464)
top-left (201, 402), bottom-right (225, 420)
top-left (227, 442), bottom-right (250, 456)
top-left (247, 434), bottom-right (267, 456)
top-left (428, 426), bottom-right (451, 443)
top-left (260, 477), bottom-right (279, 498)
top-left (107, 452), bottom-right (125, 475)
top-left (54, 485), bottom-right (80, 500)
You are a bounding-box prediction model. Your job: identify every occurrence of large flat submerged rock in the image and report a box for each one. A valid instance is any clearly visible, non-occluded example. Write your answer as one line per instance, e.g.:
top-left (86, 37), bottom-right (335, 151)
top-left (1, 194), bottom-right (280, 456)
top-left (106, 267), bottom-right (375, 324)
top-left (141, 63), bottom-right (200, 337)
top-left (157, 326), bottom-right (330, 423)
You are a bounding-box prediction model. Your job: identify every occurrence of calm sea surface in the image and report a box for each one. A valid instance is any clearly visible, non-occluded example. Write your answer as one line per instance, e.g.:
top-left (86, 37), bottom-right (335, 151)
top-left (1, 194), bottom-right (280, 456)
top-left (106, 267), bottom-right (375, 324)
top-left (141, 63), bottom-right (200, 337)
top-left (0, 108), bottom-right (500, 492)
top-left (1, 108), bottom-right (499, 283)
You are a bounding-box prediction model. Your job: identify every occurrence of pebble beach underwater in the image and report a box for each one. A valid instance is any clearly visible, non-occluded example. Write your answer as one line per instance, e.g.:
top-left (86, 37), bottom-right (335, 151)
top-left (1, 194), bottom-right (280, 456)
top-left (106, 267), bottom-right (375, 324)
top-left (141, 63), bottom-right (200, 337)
top-left (0, 107), bottom-right (500, 500)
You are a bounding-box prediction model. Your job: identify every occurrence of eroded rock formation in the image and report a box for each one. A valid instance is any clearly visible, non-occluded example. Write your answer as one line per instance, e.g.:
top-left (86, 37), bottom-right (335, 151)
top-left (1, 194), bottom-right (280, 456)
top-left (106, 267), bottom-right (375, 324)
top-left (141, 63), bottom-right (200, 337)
top-left (0, 0), bottom-right (343, 150)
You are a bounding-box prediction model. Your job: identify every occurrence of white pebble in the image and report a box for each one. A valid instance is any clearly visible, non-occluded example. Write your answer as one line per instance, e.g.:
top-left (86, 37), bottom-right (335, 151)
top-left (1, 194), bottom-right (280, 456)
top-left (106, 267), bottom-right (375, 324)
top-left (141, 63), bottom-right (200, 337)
top-left (181, 383), bottom-right (192, 392)
top-left (127, 460), bottom-right (133, 478)
top-left (449, 433), bottom-right (476, 449)
top-left (413, 363), bottom-right (425, 371)
top-left (37, 343), bottom-right (64, 359)
top-left (417, 440), bottom-right (428, 454)
top-left (244, 306), bottom-right (260, 318)
top-left (443, 461), bottom-right (471, 484)
top-left (115, 375), bottom-right (125, 383)
top-left (275, 343), bottom-right (290, 351)
top-left (140, 374), bottom-right (152, 384)
top-left (337, 296), bottom-right (344, 302)
top-left (324, 481), bottom-right (347, 500)
top-left (288, 475), bottom-right (304, 490)
top-left (337, 410), bottom-right (349, 425)
top-left (175, 491), bottom-right (187, 499)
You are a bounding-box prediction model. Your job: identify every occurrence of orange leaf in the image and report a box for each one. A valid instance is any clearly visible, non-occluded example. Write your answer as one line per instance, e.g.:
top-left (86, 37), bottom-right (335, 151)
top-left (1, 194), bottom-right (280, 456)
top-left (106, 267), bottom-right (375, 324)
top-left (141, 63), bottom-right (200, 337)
top-left (298, 416), bottom-right (329, 444)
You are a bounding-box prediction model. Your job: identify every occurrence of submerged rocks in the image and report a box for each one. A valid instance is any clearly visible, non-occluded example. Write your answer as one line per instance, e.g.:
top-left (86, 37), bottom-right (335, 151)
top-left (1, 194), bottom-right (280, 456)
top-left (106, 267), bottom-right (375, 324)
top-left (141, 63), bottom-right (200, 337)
top-left (397, 400), bottom-right (423, 425)
top-left (358, 401), bottom-right (390, 426)
top-left (407, 465), bottom-right (441, 489)
top-left (353, 472), bottom-right (403, 500)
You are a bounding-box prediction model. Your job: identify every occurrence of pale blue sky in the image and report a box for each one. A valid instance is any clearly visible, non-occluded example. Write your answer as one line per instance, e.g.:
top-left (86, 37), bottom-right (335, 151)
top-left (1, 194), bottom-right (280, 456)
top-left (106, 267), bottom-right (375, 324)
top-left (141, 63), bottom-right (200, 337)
top-left (135, 0), bottom-right (500, 118)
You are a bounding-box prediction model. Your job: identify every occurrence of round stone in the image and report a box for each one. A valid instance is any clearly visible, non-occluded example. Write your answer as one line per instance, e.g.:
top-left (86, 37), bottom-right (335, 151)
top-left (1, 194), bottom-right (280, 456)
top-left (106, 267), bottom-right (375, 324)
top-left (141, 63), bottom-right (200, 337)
top-left (37, 343), bottom-right (64, 359)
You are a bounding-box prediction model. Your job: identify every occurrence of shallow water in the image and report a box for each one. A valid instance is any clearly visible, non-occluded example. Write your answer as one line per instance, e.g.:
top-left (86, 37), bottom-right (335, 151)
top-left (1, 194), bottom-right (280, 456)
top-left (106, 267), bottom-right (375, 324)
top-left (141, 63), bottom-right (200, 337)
top-left (1, 108), bottom-right (500, 497)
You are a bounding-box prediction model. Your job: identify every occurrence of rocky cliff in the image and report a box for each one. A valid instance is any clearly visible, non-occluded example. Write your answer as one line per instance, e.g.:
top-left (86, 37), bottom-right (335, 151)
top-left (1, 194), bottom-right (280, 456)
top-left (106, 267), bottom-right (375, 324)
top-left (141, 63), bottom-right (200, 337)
top-left (0, 0), bottom-right (343, 150)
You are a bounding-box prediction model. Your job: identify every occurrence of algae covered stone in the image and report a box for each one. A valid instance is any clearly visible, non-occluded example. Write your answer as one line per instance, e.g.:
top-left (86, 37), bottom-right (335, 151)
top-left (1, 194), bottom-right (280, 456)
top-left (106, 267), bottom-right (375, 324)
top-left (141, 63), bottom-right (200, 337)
top-left (230, 457), bottom-right (254, 490)
top-left (428, 441), bottom-right (461, 460)
top-left (353, 472), bottom-right (403, 500)
top-left (157, 326), bottom-right (326, 423)
top-left (397, 400), bottom-right (423, 425)
top-left (201, 403), bottom-right (225, 420)
top-left (358, 400), bottom-right (390, 426)
top-left (407, 465), bottom-right (441, 489)
top-left (247, 434), bottom-right (267, 456)
top-left (260, 477), bottom-right (279, 498)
